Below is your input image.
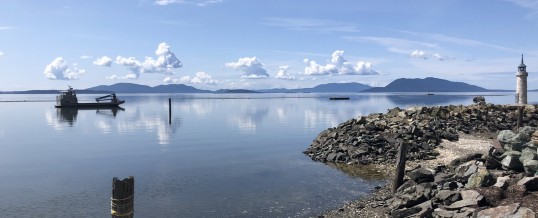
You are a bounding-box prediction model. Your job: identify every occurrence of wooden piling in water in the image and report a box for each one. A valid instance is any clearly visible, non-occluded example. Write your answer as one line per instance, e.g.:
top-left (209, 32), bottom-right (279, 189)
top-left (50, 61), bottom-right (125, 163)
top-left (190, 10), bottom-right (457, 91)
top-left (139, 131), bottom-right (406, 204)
top-left (169, 98), bottom-right (172, 125)
top-left (392, 141), bottom-right (408, 194)
top-left (111, 176), bottom-right (134, 218)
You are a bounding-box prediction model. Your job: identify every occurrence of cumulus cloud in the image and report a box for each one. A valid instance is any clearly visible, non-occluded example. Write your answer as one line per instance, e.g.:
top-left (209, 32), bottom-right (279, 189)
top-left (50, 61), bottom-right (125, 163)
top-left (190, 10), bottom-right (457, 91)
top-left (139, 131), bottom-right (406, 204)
top-left (275, 66), bottom-right (295, 80)
top-left (432, 53), bottom-right (445, 61)
top-left (165, 72), bottom-right (219, 85)
top-left (303, 50), bottom-right (378, 75)
top-left (43, 57), bottom-right (85, 80)
top-left (410, 50), bottom-right (445, 61)
top-left (410, 50), bottom-right (428, 59)
top-left (93, 56), bottom-right (113, 67)
top-left (155, 0), bottom-right (223, 6)
top-left (106, 75), bottom-right (119, 80)
top-left (115, 42), bottom-right (182, 79)
top-left (163, 76), bottom-right (179, 83)
top-left (225, 57), bottom-right (269, 79)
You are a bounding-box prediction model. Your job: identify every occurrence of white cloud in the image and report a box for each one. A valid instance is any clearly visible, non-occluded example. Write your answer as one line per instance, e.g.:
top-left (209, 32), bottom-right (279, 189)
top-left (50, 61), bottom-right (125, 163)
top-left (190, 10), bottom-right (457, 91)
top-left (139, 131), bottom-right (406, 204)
top-left (0, 51), bottom-right (4, 56)
top-left (275, 66), bottom-right (295, 80)
top-left (155, 0), bottom-right (223, 6)
top-left (106, 75), bottom-right (119, 80)
top-left (165, 72), bottom-right (219, 85)
top-left (123, 74), bottom-right (138, 79)
top-left (0, 26), bottom-right (13, 30)
top-left (80, 55), bottom-right (93, 59)
top-left (225, 57), bottom-right (269, 79)
top-left (410, 50), bottom-right (428, 59)
top-left (303, 50), bottom-right (378, 75)
top-left (115, 42), bottom-right (182, 79)
top-left (106, 74), bottom-right (138, 80)
top-left (163, 76), bottom-right (180, 83)
top-left (410, 50), bottom-right (445, 61)
top-left (43, 57), bottom-right (85, 80)
top-left (93, 56), bottom-right (113, 67)
top-left (432, 53), bottom-right (445, 61)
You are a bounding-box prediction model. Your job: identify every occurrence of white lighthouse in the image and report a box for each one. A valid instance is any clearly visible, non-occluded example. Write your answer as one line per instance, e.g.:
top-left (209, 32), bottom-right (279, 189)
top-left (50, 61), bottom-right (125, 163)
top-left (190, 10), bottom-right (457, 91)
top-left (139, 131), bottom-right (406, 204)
top-left (516, 54), bottom-right (528, 104)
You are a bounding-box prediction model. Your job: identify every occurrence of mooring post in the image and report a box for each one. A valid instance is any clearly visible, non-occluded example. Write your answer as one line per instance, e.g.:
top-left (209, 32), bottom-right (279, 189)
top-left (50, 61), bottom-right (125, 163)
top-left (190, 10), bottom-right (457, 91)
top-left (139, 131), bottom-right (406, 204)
top-left (392, 141), bottom-right (408, 194)
top-left (111, 176), bottom-right (134, 218)
top-left (168, 98), bottom-right (172, 125)
top-left (517, 106), bottom-right (524, 132)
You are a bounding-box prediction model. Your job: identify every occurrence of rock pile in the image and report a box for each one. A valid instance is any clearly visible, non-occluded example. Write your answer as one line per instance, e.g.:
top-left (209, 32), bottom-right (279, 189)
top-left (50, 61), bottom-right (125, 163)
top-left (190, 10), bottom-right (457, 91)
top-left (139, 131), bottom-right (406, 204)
top-left (305, 104), bottom-right (538, 165)
top-left (497, 126), bottom-right (538, 175)
top-left (378, 127), bottom-right (538, 217)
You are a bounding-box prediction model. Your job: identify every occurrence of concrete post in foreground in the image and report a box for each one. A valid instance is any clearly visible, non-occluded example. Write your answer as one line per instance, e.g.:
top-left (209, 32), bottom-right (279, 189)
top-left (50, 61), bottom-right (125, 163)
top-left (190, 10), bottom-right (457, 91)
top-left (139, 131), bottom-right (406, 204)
top-left (111, 176), bottom-right (134, 218)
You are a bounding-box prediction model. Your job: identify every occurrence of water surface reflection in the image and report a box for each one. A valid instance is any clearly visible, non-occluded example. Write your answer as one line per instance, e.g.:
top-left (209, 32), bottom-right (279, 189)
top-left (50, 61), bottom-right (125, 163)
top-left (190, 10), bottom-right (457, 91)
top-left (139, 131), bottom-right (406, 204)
top-left (56, 107), bottom-right (124, 126)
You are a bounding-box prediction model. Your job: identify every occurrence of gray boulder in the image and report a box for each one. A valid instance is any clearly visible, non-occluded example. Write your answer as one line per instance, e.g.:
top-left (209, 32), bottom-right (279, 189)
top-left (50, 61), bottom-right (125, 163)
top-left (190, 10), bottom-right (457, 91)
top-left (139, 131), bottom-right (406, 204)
top-left (520, 148), bottom-right (538, 174)
top-left (391, 200), bottom-right (432, 218)
top-left (493, 176), bottom-right (510, 189)
top-left (435, 190), bottom-right (461, 205)
top-left (390, 181), bottom-right (435, 211)
top-left (465, 168), bottom-right (494, 189)
top-left (476, 203), bottom-right (535, 218)
top-left (445, 199), bottom-right (479, 210)
top-left (460, 190), bottom-right (483, 201)
top-left (408, 167), bottom-right (434, 183)
top-left (519, 126), bottom-right (536, 140)
top-left (501, 150), bottom-right (522, 159)
top-left (522, 159), bottom-right (538, 175)
top-left (516, 176), bottom-right (538, 191)
top-left (455, 161), bottom-right (479, 180)
top-left (502, 155), bottom-right (524, 172)
top-left (498, 127), bottom-right (536, 151)
top-left (520, 147), bottom-right (538, 162)
top-left (433, 208), bottom-right (455, 218)
top-left (497, 130), bottom-right (516, 145)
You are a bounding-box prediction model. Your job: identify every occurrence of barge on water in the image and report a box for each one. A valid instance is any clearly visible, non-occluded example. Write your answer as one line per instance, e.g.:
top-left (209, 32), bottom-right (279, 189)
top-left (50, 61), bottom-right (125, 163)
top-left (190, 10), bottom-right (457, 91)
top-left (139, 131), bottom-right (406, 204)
top-left (55, 86), bottom-right (125, 108)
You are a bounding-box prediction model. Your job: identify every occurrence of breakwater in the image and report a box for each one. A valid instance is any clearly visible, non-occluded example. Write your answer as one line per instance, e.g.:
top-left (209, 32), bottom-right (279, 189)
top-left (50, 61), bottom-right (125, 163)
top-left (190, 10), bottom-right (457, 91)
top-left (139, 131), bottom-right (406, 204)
top-left (304, 103), bottom-right (538, 165)
top-left (309, 103), bottom-right (538, 217)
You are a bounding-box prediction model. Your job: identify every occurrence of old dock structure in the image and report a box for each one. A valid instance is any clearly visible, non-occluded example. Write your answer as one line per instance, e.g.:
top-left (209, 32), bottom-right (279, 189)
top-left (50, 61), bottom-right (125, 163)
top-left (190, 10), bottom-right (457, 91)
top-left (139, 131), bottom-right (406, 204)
top-left (111, 176), bottom-right (134, 218)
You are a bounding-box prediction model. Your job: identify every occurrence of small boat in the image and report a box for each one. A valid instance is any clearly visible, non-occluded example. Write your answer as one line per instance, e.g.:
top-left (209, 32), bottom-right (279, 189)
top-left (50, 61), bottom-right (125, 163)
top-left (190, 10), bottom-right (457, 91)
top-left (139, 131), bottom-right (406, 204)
top-left (55, 86), bottom-right (125, 108)
top-left (329, 97), bottom-right (350, 100)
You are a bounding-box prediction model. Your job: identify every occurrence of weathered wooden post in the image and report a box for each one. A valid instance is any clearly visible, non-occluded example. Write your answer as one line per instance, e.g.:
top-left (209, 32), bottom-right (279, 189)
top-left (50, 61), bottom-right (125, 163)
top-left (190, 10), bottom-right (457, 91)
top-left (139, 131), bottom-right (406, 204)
top-left (168, 98), bottom-right (172, 125)
top-left (517, 106), bottom-right (524, 132)
top-left (111, 176), bottom-right (134, 218)
top-left (392, 141), bottom-right (408, 194)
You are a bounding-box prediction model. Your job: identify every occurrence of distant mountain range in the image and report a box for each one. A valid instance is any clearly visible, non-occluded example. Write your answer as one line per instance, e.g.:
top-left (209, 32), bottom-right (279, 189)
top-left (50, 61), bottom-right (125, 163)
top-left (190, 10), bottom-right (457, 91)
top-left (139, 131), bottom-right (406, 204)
top-left (260, 82), bottom-right (372, 93)
top-left (362, 77), bottom-right (491, 92)
top-left (0, 77), bottom-right (513, 94)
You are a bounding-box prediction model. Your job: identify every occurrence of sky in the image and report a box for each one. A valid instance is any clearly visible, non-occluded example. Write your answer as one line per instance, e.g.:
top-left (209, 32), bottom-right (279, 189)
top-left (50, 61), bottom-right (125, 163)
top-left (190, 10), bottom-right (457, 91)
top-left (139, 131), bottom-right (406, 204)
top-left (1, 0), bottom-right (538, 91)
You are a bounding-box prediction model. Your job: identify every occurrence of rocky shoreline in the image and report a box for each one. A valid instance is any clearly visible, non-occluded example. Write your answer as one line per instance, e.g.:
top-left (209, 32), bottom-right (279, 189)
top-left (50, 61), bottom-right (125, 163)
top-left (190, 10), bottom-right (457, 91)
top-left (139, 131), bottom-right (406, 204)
top-left (305, 103), bottom-right (538, 217)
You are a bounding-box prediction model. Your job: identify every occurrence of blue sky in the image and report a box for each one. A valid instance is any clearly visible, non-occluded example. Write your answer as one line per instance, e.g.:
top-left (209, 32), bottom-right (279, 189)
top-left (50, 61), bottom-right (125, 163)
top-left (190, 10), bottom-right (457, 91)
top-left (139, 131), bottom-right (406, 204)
top-left (1, 0), bottom-right (537, 91)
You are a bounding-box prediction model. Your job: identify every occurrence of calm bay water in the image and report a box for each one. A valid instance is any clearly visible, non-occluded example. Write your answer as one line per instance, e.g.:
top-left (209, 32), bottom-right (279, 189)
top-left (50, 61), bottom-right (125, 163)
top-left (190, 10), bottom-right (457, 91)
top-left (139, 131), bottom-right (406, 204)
top-left (0, 92), bottom-right (525, 217)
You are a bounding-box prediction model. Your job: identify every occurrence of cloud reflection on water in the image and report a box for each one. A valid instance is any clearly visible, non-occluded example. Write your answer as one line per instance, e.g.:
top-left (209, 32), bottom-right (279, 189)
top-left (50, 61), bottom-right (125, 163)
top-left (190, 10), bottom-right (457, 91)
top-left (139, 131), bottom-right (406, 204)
top-left (227, 104), bottom-right (269, 133)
